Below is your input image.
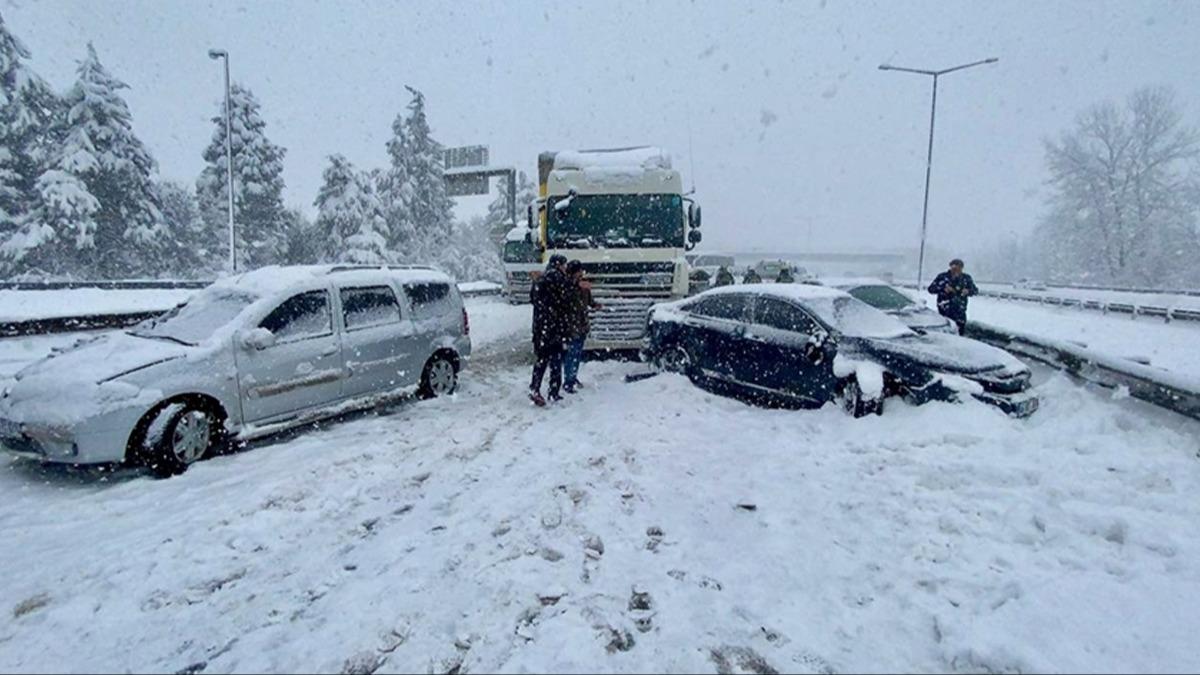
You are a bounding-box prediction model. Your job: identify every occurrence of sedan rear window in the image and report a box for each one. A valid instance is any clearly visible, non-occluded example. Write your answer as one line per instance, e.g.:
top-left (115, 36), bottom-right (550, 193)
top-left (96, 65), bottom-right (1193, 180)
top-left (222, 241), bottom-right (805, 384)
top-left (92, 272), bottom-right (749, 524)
top-left (844, 285), bottom-right (916, 311)
top-left (341, 286), bottom-right (401, 329)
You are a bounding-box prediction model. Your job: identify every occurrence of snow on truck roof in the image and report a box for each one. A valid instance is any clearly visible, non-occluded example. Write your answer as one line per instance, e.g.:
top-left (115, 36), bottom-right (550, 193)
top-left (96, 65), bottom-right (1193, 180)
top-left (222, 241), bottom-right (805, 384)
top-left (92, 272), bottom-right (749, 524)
top-left (551, 147), bottom-right (671, 171)
top-left (210, 264), bottom-right (451, 298)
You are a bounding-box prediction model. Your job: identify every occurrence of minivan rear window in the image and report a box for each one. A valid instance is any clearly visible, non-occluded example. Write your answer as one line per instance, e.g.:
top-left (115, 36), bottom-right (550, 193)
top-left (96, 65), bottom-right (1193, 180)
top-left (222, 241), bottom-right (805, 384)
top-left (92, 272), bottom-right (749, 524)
top-left (405, 283), bottom-right (451, 306)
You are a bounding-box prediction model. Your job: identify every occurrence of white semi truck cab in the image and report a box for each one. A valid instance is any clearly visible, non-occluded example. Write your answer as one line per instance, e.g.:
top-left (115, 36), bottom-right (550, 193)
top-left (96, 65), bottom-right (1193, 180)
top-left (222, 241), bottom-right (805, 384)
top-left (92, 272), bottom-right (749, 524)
top-left (530, 147), bottom-right (702, 351)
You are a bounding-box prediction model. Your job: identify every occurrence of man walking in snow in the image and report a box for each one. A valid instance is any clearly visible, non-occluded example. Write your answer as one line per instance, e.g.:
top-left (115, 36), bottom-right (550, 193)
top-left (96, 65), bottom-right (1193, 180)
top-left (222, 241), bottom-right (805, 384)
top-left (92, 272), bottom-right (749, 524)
top-left (927, 258), bottom-right (978, 335)
top-left (529, 254), bottom-right (571, 406)
top-left (563, 260), bottom-right (601, 394)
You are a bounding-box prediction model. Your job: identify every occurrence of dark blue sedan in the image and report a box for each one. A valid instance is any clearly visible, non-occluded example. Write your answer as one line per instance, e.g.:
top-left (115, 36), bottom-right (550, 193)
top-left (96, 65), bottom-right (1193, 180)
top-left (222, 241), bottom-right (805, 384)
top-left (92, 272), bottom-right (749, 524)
top-left (642, 284), bottom-right (1038, 417)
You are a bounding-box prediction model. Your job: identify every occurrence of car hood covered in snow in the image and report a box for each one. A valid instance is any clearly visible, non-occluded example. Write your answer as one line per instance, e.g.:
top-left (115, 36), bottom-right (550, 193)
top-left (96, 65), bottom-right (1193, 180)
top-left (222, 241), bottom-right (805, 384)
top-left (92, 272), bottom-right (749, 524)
top-left (1, 333), bottom-right (182, 425)
top-left (849, 330), bottom-right (1028, 376)
top-left (14, 332), bottom-right (188, 385)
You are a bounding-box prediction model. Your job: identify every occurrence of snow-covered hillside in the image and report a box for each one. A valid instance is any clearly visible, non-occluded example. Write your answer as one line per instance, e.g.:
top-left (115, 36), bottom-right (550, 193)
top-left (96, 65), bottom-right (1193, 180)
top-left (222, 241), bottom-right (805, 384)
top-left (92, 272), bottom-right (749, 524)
top-left (1, 297), bottom-right (1198, 673)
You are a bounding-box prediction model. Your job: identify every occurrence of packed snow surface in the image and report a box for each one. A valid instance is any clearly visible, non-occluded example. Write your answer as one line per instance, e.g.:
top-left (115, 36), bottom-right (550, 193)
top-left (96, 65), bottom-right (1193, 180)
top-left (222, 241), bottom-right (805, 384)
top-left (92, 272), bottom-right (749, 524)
top-left (1, 297), bottom-right (1198, 673)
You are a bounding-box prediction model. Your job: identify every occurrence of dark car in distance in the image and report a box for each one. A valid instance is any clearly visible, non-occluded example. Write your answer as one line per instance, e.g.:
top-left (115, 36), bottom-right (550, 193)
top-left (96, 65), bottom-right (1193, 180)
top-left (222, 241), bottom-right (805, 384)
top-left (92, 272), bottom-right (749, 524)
top-left (642, 284), bottom-right (1038, 417)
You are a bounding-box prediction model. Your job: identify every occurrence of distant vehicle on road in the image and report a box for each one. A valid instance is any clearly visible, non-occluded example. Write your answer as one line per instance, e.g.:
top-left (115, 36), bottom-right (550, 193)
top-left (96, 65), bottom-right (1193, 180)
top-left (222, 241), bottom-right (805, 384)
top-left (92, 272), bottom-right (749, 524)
top-left (642, 284), bottom-right (1037, 418)
top-left (821, 277), bottom-right (957, 334)
top-left (503, 226), bottom-right (542, 304)
top-left (1014, 278), bottom-right (1048, 291)
top-left (0, 265), bottom-right (471, 476)
top-left (752, 259), bottom-right (806, 282)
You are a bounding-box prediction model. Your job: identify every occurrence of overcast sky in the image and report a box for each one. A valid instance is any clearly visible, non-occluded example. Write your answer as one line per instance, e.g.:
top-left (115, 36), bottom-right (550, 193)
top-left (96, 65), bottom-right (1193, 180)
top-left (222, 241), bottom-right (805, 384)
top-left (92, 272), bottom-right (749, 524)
top-left (6, 0), bottom-right (1199, 257)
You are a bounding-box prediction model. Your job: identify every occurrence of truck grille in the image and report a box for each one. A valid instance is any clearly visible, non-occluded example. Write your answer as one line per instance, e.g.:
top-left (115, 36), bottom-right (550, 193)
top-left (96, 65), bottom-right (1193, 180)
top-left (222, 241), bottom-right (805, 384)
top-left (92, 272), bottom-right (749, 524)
top-left (506, 273), bottom-right (534, 301)
top-left (581, 261), bottom-right (676, 297)
top-left (589, 297), bottom-right (661, 342)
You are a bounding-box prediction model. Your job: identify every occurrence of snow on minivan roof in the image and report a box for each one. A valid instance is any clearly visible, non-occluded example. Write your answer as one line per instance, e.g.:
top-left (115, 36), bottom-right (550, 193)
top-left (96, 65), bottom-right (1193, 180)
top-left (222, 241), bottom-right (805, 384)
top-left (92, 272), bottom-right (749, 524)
top-left (210, 264), bottom-right (451, 299)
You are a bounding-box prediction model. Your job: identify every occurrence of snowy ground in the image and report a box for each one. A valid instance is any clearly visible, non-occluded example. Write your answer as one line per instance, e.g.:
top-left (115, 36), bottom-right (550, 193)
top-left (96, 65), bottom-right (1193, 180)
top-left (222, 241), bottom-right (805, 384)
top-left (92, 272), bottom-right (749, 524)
top-left (1, 297), bottom-right (1199, 673)
top-left (977, 283), bottom-right (1200, 312)
top-left (969, 297), bottom-right (1200, 380)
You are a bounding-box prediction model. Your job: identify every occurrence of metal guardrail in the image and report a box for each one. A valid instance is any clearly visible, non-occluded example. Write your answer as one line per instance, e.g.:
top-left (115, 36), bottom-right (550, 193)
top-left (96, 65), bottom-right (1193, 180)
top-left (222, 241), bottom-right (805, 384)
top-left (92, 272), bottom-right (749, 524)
top-left (0, 282), bottom-right (504, 338)
top-left (0, 279), bottom-right (211, 291)
top-left (966, 321), bottom-right (1200, 422)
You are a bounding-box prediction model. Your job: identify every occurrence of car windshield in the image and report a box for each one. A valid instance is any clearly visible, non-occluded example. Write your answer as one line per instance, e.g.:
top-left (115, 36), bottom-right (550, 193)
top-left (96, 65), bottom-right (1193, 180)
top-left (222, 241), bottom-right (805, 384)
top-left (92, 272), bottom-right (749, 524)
top-left (805, 295), bottom-right (914, 339)
top-left (845, 285), bottom-right (916, 311)
top-left (131, 289), bottom-right (257, 345)
top-left (547, 193), bottom-right (684, 248)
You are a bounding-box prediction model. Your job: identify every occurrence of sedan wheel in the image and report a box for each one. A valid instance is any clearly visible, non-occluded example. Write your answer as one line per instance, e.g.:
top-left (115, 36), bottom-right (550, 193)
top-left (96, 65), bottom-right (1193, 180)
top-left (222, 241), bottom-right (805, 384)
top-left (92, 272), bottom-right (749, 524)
top-left (143, 404), bottom-right (221, 478)
top-left (657, 344), bottom-right (694, 375)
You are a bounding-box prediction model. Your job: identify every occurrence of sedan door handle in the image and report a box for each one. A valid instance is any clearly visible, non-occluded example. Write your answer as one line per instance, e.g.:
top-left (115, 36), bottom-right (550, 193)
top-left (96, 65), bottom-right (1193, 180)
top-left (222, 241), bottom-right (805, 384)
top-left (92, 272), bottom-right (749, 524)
top-left (321, 344), bottom-right (340, 356)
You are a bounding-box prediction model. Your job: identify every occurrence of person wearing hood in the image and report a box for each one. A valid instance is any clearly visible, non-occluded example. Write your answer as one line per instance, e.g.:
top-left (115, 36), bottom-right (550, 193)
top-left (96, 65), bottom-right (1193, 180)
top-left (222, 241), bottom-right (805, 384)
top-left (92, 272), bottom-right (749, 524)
top-left (529, 254), bottom-right (571, 406)
top-left (562, 260), bottom-right (601, 393)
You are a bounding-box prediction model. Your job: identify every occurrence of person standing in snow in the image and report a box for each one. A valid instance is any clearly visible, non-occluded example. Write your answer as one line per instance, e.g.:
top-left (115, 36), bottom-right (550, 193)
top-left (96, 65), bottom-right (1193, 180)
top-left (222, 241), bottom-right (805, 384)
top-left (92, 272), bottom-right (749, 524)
top-left (927, 258), bottom-right (978, 335)
top-left (776, 266), bottom-right (795, 283)
top-left (529, 254), bottom-right (571, 406)
top-left (743, 268), bottom-right (762, 284)
top-left (563, 260), bottom-right (600, 394)
top-left (714, 266), bottom-right (735, 287)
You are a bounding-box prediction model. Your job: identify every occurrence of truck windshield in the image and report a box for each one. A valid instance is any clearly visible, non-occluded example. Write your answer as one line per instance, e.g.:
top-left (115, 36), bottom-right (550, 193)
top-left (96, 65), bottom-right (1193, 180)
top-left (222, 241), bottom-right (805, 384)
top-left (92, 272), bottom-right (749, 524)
top-left (548, 193), bottom-right (684, 249)
top-left (503, 240), bottom-right (540, 263)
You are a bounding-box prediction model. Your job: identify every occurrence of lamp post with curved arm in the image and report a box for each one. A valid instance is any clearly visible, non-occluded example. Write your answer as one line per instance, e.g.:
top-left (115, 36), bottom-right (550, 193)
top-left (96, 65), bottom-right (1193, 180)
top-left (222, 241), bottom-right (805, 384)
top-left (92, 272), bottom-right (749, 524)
top-left (879, 57), bottom-right (998, 290)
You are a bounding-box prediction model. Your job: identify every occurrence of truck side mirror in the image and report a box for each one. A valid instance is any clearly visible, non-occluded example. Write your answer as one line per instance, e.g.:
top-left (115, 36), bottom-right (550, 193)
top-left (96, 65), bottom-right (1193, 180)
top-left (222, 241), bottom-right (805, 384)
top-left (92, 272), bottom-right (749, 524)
top-left (688, 229), bottom-right (703, 244)
top-left (689, 203), bottom-right (702, 229)
top-left (527, 203), bottom-right (534, 229)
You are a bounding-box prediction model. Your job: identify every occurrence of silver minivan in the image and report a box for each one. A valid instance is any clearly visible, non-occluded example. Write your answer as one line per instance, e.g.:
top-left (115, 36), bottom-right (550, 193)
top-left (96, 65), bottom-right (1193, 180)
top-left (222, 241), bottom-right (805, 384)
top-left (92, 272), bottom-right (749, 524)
top-left (0, 264), bottom-right (471, 476)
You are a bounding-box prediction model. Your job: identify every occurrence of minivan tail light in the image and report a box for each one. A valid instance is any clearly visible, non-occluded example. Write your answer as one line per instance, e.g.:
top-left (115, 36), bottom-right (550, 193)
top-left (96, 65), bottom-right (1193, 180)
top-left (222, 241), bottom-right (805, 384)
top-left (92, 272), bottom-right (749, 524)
top-left (462, 308), bottom-right (470, 336)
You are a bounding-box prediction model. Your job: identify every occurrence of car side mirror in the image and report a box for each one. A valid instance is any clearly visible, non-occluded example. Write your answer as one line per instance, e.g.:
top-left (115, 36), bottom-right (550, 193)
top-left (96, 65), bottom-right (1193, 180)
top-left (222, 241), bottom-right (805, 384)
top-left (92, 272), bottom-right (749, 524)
top-left (240, 327), bottom-right (276, 351)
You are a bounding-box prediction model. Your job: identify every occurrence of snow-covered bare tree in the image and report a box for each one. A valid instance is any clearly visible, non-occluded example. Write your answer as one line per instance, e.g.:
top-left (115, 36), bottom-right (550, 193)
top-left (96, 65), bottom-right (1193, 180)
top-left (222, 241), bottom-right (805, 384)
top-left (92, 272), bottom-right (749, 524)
top-left (19, 44), bottom-right (163, 278)
top-left (196, 83), bottom-right (288, 271)
top-left (1038, 87), bottom-right (1200, 286)
top-left (315, 154), bottom-right (389, 264)
top-left (0, 12), bottom-right (58, 272)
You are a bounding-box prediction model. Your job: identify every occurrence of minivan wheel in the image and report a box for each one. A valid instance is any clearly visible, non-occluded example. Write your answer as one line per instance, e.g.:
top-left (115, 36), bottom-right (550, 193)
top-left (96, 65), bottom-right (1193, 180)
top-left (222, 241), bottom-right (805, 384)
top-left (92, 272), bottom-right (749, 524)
top-left (838, 379), bottom-right (884, 418)
top-left (143, 403), bottom-right (221, 478)
top-left (419, 354), bottom-right (458, 399)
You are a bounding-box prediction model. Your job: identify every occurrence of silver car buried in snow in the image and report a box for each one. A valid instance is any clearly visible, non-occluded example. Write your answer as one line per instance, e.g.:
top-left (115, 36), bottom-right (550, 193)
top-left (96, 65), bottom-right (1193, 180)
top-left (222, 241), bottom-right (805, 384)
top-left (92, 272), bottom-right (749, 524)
top-left (0, 265), bottom-right (471, 476)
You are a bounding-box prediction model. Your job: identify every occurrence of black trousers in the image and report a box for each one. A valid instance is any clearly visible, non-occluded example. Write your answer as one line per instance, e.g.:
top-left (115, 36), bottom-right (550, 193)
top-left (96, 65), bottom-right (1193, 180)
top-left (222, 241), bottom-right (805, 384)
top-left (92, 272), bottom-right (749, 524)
top-left (530, 342), bottom-right (564, 396)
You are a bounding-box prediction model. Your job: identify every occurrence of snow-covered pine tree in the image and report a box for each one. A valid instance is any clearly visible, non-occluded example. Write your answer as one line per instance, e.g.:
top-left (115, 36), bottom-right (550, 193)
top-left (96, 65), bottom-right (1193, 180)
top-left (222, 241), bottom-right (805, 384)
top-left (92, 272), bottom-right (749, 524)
top-left (23, 44), bottom-right (163, 278)
top-left (315, 154), bottom-right (389, 264)
top-left (196, 83), bottom-right (288, 271)
top-left (380, 107), bottom-right (417, 257)
top-left (0, 12), bottom-right (58, 273)
top-left (402, 86), bottom-right (455, 265)
top-left (280, 207), bottom-right (321, 266)
top-left (158, 180), bottom-right (219, 278)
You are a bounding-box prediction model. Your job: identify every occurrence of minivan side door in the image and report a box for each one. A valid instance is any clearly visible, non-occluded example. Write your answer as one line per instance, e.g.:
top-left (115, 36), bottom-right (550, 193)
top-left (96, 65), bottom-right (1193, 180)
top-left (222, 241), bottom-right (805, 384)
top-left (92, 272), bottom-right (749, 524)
top-left (744, 296), bottom-right (838, 403)
top-left (236, 288), bottom-right (345, 423)
top-left (338, 283), bottom-right (422, 397)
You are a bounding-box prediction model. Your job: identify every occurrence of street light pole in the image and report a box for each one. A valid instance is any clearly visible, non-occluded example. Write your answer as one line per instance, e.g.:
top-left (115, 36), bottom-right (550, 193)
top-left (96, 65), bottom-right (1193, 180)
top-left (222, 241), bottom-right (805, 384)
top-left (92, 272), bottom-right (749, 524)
top-left (879, 57), bottom-right (997, 291)
top-left (208, 49), bottom-right (236, 273)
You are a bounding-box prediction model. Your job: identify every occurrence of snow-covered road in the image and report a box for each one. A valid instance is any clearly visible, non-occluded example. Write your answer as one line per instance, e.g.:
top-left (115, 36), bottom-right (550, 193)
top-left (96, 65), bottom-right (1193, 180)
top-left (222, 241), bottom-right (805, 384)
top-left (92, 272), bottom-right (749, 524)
top-left (1, 297), bottom-right (1199, 673)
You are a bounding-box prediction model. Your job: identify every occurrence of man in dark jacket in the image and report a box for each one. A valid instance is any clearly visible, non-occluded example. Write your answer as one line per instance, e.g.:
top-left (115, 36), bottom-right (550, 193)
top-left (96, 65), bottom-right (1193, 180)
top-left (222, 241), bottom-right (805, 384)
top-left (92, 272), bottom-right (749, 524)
top-left (776, 266), bottom-right (795, 284)
top-left (714, 266), bottom-right (735, 287)
top-left (743, 268), bottom-right (762, 284)
top-left (927, 258), bottom-right (978, 335)
top-left (529, 254), bottom-right (571, 406)
top-left (562, 260), bottom-right (601, 393)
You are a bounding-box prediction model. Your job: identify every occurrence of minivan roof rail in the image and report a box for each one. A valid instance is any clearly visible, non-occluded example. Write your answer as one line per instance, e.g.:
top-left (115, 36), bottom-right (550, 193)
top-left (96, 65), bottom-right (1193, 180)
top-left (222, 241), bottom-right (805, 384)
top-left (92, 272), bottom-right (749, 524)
top-left (327, 264), bottom-right (440, 274)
